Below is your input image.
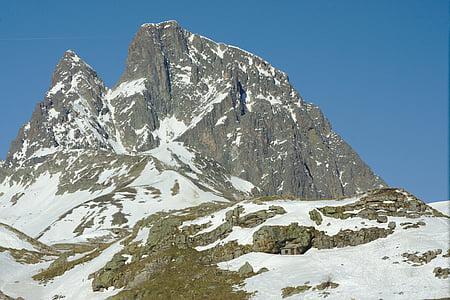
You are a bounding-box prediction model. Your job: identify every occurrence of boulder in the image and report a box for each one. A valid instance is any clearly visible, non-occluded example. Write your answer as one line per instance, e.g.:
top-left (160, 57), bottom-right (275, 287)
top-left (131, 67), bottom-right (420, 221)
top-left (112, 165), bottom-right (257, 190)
top-left (376, 215), bottom-right (388, 223)
top-left (238, 262), bottom-right (254, 276)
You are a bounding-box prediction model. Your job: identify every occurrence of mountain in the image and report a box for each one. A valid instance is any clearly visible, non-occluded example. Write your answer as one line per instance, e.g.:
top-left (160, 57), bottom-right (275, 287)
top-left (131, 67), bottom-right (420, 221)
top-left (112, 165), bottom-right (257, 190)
top-left (4, 20), bottom-right (384, 199)
top-left (0, 21), bottom-right (448, 300)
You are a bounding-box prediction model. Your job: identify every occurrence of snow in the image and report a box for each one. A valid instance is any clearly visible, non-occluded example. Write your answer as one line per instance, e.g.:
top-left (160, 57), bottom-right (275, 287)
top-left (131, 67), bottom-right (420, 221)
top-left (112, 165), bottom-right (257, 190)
top-left (229, 176), bottom-right (255, 193)
top-left (212, 44), bottom-right (227, 59)
top-left (34, 157), bottom-right (228, 244)
top-left (107, 78), bottom-right (147, 99)
top-left (0, 252), bottom-right (48, 299)
top-left (0, 226), bottom-right (35, 251)
top-left (103, 89), bottom-right (128, 154)
top-left (232, 132), bottom-right (243, 147)
top-left (272, 140), bottom-right (287, 146)
top-left (218, 214), bottom-right (450, 299)
top-left (123, 254), bottom-right (133, 264)
top-left (255, 63), bottom-right (275, 78)
top-left (288, 105), bottom-right (298, 123)
top-left (1, 240), bottom-right (124, 300)
top-left (181, 195), bottom-right (450, 299)
top-left (0, 172), bottom-right (114, 242)
top-left (429, 200), bottom-right (449, 216)
top-left (133, 227), bottom-right (150, 246)
top-left (47, 81), bottom-right (64, 96)
top-left (185, 196), bottom-right (402, 251)
top-left (256, 93), bottom-right (282, 106)
top-left (146, 141), bottom-right (202, 174)
top-left (141, 20), bottom-right (178, 28)
top-left (47, 108), bottom-right (60, 120)
top-left (152, 116), bottom-right (187, 143)
top-left (28, 147), bottom-right (59, 159)
top-left (187, 89), bottom-right (230, 131)
top-left (175, 73), bottom-right (191, 84)
top-left (215, 115), bottom-right (227, 126)
top-left (97, 166), bottom-right (129, 184)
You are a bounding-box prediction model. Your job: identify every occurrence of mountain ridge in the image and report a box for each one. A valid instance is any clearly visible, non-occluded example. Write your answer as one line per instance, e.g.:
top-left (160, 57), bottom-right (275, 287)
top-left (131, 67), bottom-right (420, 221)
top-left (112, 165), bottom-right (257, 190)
top-left (4, 20), bottom-right (384, 199)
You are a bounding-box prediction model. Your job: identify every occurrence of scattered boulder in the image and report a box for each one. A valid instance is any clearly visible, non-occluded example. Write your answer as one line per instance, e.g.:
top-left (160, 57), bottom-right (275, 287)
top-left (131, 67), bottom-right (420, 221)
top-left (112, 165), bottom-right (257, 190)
top-left (309, 209), bottom-right (323, 225)
top-left (257, 267), bottom-right (269, 274)
top-left (402, 249), bottom-right (442, 266)
top-left (433, 267), bottom-right (449, 279)
top-left (388, 221), bottom-right (396, 230)
top-left (282, 285), bottom-right (311, 298)
top-left (314, 281), bottom-right (339, 291)
top-left (376, 215), bottom-right (388, 223)
top-left (400, 221), bottom-right (425, 230)
top-left (269, 205), bottom-right (287, 215)
top-left (238, 262), bottom-right (254, 276)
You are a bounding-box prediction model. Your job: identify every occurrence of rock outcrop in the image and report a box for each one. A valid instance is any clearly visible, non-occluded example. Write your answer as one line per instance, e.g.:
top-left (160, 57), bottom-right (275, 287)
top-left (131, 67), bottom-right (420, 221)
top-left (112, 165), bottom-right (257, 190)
top-left (4, 20), bottom-right (385, 199)
top-left (252, 222), bottom-right (393, 254)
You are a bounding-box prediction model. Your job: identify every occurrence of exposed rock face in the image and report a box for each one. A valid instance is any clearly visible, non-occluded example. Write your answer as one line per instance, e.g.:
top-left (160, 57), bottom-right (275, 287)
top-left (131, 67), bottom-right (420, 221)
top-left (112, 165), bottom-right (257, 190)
top-left (252, 222), bottom-right (392, 254)
top-left (4, 20), bottom-right (384, 199)
top-left (313, 227), bottom-right (392, 249)
top-left (252, 223), bottom-right (315, 254)
top-left (318, 188), bottom-right (444, 221)
top-left (6, 51), bottom-right (114, 163)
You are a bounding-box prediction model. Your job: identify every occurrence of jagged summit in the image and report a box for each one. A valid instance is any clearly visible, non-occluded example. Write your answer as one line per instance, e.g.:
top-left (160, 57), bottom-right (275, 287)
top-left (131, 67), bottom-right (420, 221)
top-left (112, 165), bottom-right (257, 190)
top-left (62, 49), bottom-right (80, 59)
top-left (140, 20), bottom-right (180, 28)
top-left (4, 21), bottom-right (385, 198)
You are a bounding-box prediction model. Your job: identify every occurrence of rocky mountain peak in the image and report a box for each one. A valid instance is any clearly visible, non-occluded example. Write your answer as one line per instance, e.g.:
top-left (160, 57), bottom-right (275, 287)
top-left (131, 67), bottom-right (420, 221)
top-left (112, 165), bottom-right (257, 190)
top-left (5, 21), bottom-right (385, 199)
top-left (5, 50), bottom-right (111, 165)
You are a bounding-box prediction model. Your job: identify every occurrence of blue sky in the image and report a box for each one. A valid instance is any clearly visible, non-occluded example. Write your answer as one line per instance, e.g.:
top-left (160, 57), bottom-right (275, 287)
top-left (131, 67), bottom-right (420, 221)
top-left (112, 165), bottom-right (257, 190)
top-left (0, 0), bottom-right (447, 202)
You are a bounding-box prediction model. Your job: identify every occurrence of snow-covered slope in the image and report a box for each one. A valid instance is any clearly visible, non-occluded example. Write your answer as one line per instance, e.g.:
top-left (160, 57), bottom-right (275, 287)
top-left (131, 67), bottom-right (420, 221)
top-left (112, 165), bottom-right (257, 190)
top-left (0, 143), bottom-right (253, 245)
top-left (212, 198), bottom-right (449, 299)
top-left (0, 187), bottom-right (448, 299)
top-left (0, 223), bottom-right (46, 252)
top-left (429, 200), bottom-right (449, 217)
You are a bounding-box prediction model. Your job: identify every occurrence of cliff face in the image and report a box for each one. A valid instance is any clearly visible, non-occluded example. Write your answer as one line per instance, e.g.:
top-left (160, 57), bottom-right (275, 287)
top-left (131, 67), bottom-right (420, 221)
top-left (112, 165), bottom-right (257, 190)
top-left (5, 20), bottom-right (384, 198)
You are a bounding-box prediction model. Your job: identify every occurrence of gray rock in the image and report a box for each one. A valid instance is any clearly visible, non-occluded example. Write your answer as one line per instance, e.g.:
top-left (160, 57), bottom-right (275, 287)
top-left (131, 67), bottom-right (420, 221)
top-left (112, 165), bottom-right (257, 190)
top-left (433, 267), bottom-right (449, 279)
top-left (376, 215), bottom-right (388, 223)
top-left (238, 262), bottom-right (254, 276)
top-left (309, 209), bottom-right (323, 225)
top-left (388, 221), bottom-right (396, 230)
top-left (4, 20), bottom-right (385, 199)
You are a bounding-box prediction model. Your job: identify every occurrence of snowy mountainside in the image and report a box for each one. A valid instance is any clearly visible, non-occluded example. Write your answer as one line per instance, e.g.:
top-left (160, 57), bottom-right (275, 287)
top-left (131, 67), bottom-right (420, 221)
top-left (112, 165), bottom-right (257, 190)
top-left (4, 20), bottom-right (384, 199)
top-left (0, 188), bottom-right (448, 299)
top-left (0, 142), bottom-right (254, 245)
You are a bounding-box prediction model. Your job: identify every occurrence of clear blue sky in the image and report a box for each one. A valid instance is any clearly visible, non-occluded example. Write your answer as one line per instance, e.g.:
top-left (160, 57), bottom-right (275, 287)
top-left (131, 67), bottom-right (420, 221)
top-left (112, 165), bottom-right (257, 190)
top-left (0, 0), bottom-right (448, 202)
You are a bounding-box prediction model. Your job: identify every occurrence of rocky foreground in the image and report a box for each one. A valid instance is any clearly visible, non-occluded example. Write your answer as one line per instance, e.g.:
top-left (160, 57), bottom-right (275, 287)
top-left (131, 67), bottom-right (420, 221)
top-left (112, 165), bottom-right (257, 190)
top-left (0, 188), bottom-right (448, 299)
